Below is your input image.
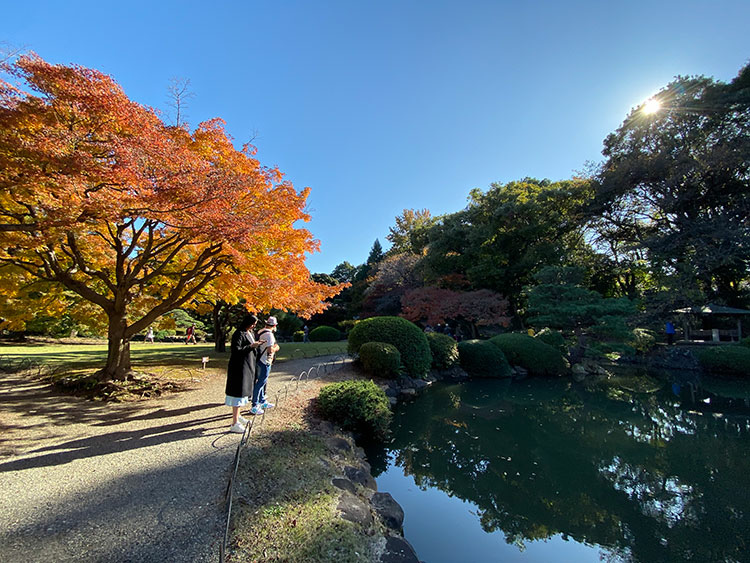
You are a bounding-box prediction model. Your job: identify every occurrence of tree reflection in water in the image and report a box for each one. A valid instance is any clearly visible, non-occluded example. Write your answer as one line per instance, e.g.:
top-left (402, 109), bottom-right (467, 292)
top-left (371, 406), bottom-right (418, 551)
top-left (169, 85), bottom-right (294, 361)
top-left (367, 376), bottom-right (750, 562)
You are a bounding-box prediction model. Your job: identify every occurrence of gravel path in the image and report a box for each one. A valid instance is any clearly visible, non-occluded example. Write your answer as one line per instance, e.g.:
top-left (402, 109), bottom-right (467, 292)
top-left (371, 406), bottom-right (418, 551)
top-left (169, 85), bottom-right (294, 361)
top-left (0, 355), bottom-right (345, 563)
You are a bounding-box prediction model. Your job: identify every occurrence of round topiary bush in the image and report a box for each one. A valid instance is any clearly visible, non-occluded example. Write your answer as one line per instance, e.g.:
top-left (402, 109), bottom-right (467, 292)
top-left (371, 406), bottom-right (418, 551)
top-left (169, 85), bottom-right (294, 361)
top-left (318, 379), bottom-right (392, 440)
top-left (535, 328), bottom-right (568, 355)
top-left (348, 316), bottom-right (432, 378)
top-left (490, 333), bottom-right (568, 376)
top-left (359, 341), bottom-right (401, 378)
top-left (457, 339), bottom-right (512, 378)
top-left (309, 325), bottom-right (342, 342)
top-left (427, 332), bottom-right (459, 369)
top-left (697, 346), bottom-right (750, 376)
top-left (293, 330), bottom-right (304, 342)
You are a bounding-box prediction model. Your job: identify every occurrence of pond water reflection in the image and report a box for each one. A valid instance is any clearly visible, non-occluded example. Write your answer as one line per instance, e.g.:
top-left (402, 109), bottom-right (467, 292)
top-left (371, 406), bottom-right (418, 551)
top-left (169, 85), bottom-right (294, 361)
top-left (365, 375), bottom-right (750, 563)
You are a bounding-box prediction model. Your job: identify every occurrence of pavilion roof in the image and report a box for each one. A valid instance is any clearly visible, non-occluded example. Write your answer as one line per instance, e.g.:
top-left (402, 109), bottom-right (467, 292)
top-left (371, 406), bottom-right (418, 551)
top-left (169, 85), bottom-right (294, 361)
top-left (673, 303), bottom-right (750, 316)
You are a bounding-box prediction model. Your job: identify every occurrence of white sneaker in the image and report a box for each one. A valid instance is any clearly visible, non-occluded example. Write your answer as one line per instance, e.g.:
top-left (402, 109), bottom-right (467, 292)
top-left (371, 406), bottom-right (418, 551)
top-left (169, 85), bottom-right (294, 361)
top-left (229, 422), bottom-right (246, 434)
top-left (238, 415), bottom-right (249, 425)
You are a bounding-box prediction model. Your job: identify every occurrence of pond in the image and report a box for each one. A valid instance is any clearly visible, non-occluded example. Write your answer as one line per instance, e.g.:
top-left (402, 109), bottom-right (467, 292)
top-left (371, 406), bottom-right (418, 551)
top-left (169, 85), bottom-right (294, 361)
top-left (365, 374), bottom-right (750, 563)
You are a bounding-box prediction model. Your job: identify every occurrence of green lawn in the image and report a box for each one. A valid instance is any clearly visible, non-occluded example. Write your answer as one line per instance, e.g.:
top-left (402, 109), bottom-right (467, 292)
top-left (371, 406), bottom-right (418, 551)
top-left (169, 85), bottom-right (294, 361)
top-left (0, 340), bottom-right (348, 371)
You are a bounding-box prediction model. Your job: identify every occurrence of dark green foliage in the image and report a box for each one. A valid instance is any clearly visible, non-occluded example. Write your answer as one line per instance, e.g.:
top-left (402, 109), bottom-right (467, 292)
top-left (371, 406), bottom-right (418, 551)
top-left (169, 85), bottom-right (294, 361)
top-left (527, 267), bottom-right (636, 331)
top-left (293, 331), bottom-right (304, 342)
top-left (457, 339), bottom-right (512, 378)
top-left (309, 326), bottom-right (342, 342)
top-left (427, 332), bottom-right (459, 369)
top-left (348, 316), bottom-right (432, 378)
top-left (741, 337), bottom-right (750, 348)
top-left (697, 346), bottom-right (750, 377)
top-left (490, 333), bottom-right (568, 376)
top-left (535, 328), bottom-right (567, 355)
top-left (421, 178), bottom-right (593, 311)
top-left (317, 380), bottom-right (392, 440)
top-left (595, 66), bottom-right (750, 306)
top-left (358, 342), bottom-right (401, 378)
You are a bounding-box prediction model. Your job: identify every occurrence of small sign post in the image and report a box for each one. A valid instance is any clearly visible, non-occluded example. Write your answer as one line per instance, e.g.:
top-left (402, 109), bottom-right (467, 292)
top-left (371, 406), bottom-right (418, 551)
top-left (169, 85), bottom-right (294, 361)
top-left (202, 356), bottom-right (209, 369)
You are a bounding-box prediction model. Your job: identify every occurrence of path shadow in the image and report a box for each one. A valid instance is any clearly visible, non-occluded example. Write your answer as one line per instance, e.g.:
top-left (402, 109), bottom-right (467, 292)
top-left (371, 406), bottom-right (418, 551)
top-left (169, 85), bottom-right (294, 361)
top-left (0, 372), bottom-right (147, 425)
top-left (0, 411), bottom-right (229, 472)
top-left (1, 445), bottom-right (233, 563)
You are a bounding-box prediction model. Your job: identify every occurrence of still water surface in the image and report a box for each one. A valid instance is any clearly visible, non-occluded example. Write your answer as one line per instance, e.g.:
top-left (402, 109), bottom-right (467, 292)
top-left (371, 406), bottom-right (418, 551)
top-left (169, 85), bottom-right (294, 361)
top-left (365, 374), bottom-right (750, 563)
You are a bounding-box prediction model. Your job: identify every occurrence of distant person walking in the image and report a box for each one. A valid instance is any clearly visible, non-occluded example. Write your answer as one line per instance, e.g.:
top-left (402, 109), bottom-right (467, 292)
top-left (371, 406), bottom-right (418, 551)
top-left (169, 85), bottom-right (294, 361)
top-left (145, 327), bottom-right (154, 343)
top-left (225, 315), bottom-right (263, 433)
top-left (665, 320), bottom-right (676, 346)
top-left (250, 316), bottom-right (280, 415)
top-left (303, 324), bottom-right (310, 343)
top-left (185, 324), bottom-right (197, 345)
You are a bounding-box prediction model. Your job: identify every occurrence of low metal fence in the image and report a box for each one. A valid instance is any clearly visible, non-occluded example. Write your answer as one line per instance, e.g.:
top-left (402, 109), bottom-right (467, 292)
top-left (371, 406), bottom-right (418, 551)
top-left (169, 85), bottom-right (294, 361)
top-left (220, 354), bottom-right (351, 561)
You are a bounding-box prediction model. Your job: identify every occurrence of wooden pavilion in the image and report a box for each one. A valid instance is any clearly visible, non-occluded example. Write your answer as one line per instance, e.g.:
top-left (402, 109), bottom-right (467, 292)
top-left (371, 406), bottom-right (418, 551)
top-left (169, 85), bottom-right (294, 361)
top-left (673, 303), bottom-right (750, 342)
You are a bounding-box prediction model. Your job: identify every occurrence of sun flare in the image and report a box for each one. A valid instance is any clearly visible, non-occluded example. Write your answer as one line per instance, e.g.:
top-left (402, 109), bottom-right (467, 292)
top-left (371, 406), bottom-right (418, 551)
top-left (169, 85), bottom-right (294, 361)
top-left (643, 98), bottom-right (661, 114)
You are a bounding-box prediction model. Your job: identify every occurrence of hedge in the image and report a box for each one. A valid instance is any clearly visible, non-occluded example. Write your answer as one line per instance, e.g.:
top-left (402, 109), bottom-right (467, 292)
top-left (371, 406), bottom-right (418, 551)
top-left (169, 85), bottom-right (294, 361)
top-left (318, 380), bottom-right (392, 440)
top-left (697, 346), bottom-right (750, 377)
top-left (359, 342), bottom-right (401, 378)
top-left (457, 339), bottom-right (512, 378)
top-left (348, 316), bottom-right (432, 378)
top-left (534, 328), bottom-right (567, 355)
top-left (427, 332), bottom-right (459, 369)
top-left (490, 333), bottom-right (568, 376)
top-left (309, 326), bottom-right (342, 342)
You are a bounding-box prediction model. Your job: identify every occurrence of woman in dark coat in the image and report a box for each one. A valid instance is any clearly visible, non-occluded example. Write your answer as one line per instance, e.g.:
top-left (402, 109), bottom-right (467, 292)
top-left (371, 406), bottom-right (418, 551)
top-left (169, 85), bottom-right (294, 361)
top-left (225, 315), bottom-right (262, 433)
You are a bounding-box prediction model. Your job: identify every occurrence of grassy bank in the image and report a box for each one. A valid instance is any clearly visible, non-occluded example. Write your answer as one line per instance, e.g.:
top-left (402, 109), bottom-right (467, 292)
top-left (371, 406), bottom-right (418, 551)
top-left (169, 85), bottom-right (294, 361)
top-left (229, 367), bottom-right (383, 562)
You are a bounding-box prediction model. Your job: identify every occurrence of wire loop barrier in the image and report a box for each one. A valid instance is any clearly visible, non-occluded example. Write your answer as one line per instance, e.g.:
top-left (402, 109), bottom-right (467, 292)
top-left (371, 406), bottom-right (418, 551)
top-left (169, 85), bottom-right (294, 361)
top-left (220, 354), bottom-right (350, 561)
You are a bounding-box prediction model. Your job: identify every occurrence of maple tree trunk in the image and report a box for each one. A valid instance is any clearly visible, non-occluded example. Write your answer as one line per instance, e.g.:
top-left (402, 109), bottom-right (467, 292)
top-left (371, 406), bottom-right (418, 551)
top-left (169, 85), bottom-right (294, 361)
top-left (212, 302), bottom-right (227, 353)
top-left (99, 314), bottom-right (132, 381)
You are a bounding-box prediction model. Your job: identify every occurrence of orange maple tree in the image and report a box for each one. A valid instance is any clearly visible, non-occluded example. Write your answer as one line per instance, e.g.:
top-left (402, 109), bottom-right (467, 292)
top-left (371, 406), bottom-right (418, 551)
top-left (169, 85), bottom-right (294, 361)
top-left (0, 54), bottom-right (343, 380)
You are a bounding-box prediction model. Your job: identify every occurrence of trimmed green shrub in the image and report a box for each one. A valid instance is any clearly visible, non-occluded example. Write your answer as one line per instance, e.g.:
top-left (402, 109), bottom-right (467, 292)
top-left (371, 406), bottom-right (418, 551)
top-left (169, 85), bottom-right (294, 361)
top-left (457, 339), bottom-right (512, 378)
top-left (490, 333), bottom-right (568, 376)
top-left (309, 326), bottom-right (342, 342)
top-left (697, 346), bottom-right (750, 376)
top-left (427, 332), bottom-right (459, 369)
top-left (741, 336), bottom-right (750, 348)
top-left (318, 380), bottom-right (392, 440)
top-left (155, 329), bottom-right (175, 341)
top-left (359, 342), bottom-right (401, 378)
top-left (338, 319), bottom-right (357, 335)
top-left (630, 328), bottom-right (657, 354)
top-left (348, 316), bottom-right (432, 378)
top-left (535, 328), bottom-right (567, 355)
top-left (293, 330), bottom-right (304, 342)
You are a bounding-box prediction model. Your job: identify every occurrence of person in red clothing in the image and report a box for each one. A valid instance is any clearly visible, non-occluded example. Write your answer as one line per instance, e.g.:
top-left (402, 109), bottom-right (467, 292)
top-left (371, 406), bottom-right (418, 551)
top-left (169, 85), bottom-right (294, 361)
top-left (185, 324), bottom-right (197, 344)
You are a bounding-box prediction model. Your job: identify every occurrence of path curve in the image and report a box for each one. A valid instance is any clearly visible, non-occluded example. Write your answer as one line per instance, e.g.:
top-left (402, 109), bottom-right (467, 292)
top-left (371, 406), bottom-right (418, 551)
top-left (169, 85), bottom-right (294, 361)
top-left (0, 355), bottom-right (346, 563)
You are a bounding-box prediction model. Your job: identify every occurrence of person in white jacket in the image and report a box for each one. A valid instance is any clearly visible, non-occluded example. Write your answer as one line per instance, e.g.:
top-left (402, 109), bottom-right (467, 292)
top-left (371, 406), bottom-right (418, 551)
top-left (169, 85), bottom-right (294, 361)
top-left (250, 316), bottom-right (280, 415)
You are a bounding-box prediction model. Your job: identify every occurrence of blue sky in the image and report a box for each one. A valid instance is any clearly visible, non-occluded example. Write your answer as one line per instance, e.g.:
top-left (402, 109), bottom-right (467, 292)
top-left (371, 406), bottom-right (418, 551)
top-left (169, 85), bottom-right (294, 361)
top-left (2, 1), bottom-right (748, 274)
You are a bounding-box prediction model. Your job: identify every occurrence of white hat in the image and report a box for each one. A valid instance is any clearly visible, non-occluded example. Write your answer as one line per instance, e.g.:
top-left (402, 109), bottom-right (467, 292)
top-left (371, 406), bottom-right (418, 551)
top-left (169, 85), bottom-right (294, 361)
top-left (265, 316), bottom-right (278, 326)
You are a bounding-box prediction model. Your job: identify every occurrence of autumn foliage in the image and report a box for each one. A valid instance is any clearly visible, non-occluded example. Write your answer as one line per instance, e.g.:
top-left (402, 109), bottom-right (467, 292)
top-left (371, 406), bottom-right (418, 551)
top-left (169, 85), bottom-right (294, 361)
top-left (0, 54), bottom-right (343, 379)
top-left (400, 287), bottom-right (510, 333)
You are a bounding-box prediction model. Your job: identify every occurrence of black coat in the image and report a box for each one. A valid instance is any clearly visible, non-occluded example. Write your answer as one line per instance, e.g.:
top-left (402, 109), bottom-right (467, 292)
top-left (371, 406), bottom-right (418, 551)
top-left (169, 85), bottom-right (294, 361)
top-left (225, 329), bottom-right (257, 398)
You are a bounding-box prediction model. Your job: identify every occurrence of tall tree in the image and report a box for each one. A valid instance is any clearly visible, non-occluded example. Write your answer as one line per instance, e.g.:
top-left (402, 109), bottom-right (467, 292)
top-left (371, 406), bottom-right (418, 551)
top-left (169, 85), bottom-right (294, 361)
top-left (594, 64), bottom-right (750, 307)
top-left (386, 208), bottom-right (434, 255)
top-left (422, 178), bottom-right (593, 314)
top-left (0, 55), bottom-right (342, 379)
